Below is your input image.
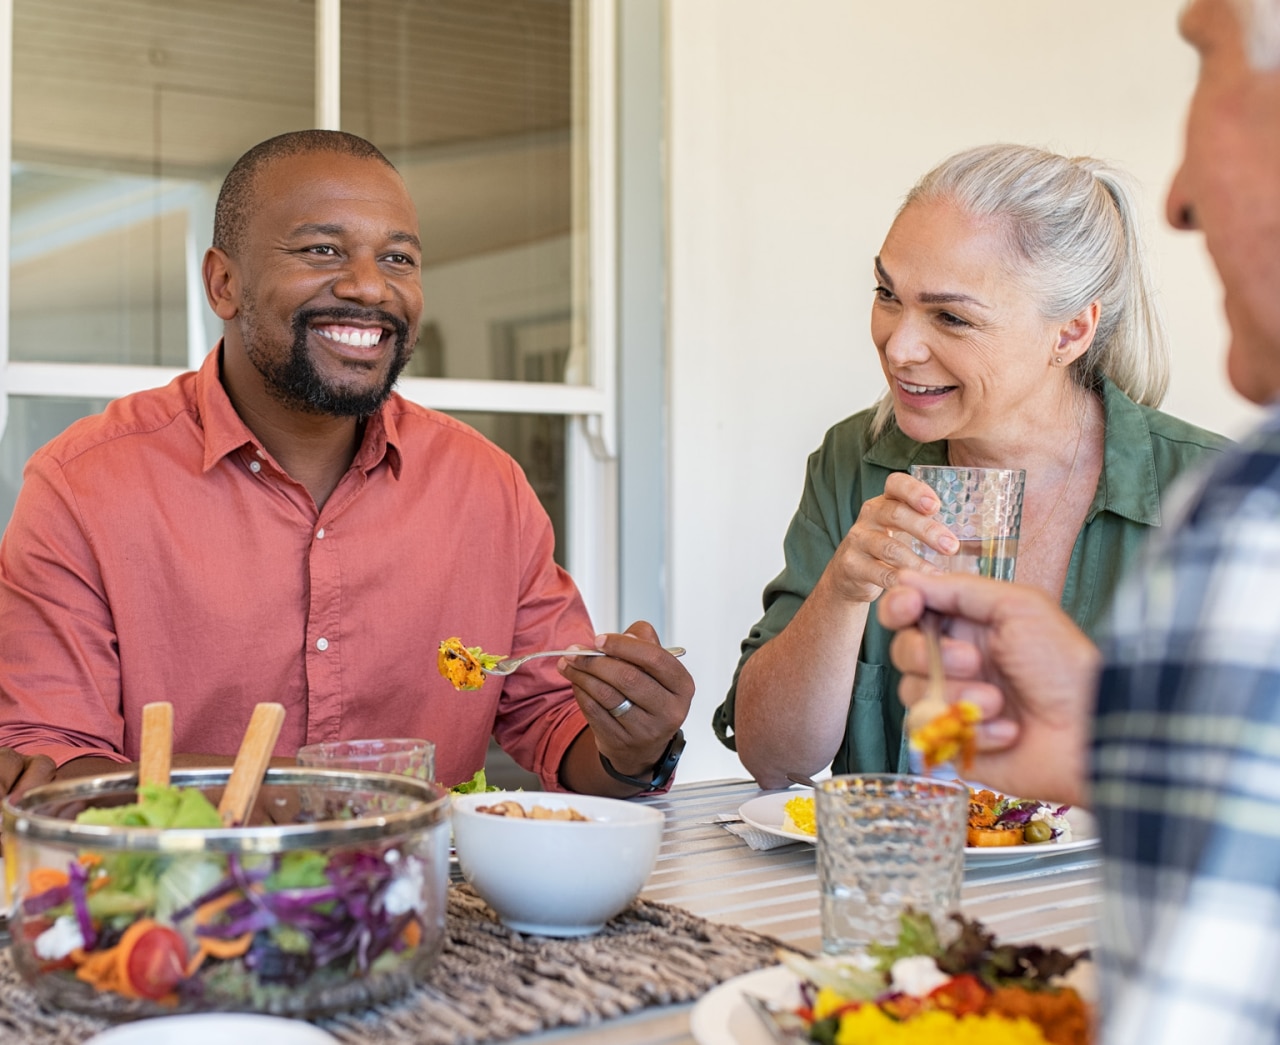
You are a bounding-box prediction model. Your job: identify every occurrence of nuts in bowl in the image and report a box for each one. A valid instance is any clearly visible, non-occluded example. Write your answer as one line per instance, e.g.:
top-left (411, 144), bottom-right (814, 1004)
top-left (451, 790), bottom-right (664, 937)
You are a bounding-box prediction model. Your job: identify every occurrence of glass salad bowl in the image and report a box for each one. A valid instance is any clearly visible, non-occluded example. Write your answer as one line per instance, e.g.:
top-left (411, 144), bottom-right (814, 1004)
top-left (1, 767), bottom-right (450, 1018)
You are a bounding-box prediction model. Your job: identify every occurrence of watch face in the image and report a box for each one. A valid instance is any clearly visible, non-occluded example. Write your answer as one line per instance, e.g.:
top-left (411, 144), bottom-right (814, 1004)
top-left (649, 730), bottom-right (686, 789)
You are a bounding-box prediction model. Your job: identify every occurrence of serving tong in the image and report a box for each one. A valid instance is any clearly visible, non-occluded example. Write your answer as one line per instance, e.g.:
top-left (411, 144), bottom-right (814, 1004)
top-left (139, 700), bottom-right (285, 826)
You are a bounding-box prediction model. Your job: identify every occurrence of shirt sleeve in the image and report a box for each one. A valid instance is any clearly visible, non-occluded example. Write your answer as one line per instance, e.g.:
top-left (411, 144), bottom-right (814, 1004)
top-left (1093, 438), bottom-right (1280, 1045)
top-left (0, 450), bottom-right (131, 765)
top-left (486, 456), bottom-right (595, 791)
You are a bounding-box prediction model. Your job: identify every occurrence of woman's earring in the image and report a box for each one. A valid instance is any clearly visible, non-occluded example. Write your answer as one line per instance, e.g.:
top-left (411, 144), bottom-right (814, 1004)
top-left (1054, 356), bottom-right (1064, 366)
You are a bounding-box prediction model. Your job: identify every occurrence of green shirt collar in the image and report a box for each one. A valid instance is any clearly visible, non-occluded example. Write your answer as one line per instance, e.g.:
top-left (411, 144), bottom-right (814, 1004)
top-left (862, 375), bottom-right (1162, 528)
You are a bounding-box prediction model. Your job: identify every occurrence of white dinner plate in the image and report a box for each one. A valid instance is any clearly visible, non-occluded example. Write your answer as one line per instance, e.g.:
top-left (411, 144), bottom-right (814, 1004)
top-left (690, 965), bottom-right (798, 1045)
top-left (85, 1014), bottom-right (337, 1045)
top-left (738, 792), bottom-right (815, 845)
top-left (737, 791), bottom-right (1101, 865)
top-left (690, 953), bottom-right (1098, 1044)
top-left (964, 806), bottom-right (1100, 866)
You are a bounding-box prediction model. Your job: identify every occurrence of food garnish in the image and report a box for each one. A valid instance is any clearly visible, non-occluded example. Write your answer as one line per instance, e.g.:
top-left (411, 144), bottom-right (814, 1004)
top-left (449, 768), bottom-right (500, 795)
top-left (778, 910), bottom-right (1092, 1045)
top-left (437, 637), bottom-right (505, 691)
top-left (19, 783), bottom-right (430, 1008)
top-left (475, 799), bottom-right (588, 821)
top-left (910, 700), bottom-right (981, 772)
top-left (782, 795), bottom-right (817, 836)
top-left (967, 788), bottom-right (1072, 848)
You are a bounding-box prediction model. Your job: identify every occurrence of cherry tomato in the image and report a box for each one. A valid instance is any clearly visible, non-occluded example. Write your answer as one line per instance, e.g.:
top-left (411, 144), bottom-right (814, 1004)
top-left (125, 925), bottom-right (189, 1000)
top-left (928, 973), bottom-right (988, 1016)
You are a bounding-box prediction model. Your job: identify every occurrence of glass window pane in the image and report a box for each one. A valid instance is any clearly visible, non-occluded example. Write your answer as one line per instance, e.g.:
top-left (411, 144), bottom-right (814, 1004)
top-left (0, 397), bottom-right (109, 524)
top-left (342, 0), bottom-right (588, 385)
top-left (10, 0), bottom-right (315, 367)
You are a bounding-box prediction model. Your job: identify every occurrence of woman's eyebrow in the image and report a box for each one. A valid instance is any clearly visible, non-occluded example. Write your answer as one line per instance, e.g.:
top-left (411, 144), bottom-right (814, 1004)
top-left (876, 255), bottom-right (989, 309)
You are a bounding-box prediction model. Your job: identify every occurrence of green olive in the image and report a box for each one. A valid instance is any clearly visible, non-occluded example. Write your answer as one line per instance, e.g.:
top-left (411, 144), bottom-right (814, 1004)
top-left (1023, 820), bottom-right (1053, 844)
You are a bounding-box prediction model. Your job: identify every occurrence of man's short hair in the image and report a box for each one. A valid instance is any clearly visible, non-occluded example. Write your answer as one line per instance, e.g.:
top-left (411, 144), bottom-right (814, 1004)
top-left (212, 130), bottom-right (397, 258)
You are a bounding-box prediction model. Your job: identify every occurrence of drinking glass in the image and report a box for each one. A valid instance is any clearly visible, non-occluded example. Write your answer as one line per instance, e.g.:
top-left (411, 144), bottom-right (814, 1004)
top-left (909, 465), bottom-right (1025, 580)
top-left (815, 774), bottom-right (968, 954)
top-left (296, 737), bottom-right (435, 782)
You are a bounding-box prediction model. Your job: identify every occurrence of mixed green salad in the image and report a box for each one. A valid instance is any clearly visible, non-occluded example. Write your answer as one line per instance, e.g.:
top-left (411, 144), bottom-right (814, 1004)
top-left (17, 783), bottom-right (433, 1011)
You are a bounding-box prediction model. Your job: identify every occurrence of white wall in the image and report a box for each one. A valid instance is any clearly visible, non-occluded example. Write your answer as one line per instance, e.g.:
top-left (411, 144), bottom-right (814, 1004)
top-left (666, 0), bottom-right (1264, 782)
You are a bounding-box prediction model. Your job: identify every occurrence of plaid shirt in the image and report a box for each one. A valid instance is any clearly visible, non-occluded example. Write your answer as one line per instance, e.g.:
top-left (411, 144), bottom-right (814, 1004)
top-left (1094, 407), bottom-right (1280, 1045)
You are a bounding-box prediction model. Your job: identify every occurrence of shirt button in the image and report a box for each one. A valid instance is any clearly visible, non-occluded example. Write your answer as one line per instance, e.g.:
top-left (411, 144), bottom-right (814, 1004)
top-left (316, 637), bottom-right (329, 651)
top-left (249, 460), bottom-right (262, 474)
top-left (316, 528), bottom-right (326, 539)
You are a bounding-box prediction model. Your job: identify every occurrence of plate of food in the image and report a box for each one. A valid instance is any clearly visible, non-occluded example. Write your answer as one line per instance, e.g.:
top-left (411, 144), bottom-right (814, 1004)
top-left (737, 788), bottom-right (1100, 866)
top-left (737, 791), bottom-right (817, 845)
top-left (963, 787), bottom-right (1100, 866)
top-left (690, 910), bottom-right (1095, 1045)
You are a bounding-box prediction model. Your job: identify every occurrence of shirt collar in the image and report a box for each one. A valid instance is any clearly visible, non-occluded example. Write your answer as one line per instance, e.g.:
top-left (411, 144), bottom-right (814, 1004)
top-left (195, 343), bottom-right (404, 480)
top-left (861, 374), bottom-right (1163, 527)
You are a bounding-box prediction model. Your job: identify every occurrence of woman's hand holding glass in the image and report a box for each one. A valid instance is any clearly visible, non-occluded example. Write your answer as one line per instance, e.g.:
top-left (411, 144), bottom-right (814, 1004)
top-left (826, 472), bottom-right (959, 603)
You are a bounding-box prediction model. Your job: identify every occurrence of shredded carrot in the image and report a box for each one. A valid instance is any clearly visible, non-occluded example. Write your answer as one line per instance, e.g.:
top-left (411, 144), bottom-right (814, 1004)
top-left (75, 943), bottom-right (127, 994)
top-left (111, 917), bottom-right (165, 998)
top-left (78, 853), bottom-right (104, 869)
top-left (192, 892), bottom-right (254, 959)
top-left (27, 867), bottom-right (69, 894)
top-left (401, 919), bottom-right (422, 949)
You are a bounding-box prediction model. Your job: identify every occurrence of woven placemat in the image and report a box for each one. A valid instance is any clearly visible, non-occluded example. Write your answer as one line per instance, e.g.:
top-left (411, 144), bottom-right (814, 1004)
top-left (0, 885), bottom-right (790, 1044)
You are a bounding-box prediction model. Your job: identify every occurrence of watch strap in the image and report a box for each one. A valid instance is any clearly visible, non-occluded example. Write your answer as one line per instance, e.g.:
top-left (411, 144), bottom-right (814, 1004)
top-left (599, 729), bottom-right (685, 791)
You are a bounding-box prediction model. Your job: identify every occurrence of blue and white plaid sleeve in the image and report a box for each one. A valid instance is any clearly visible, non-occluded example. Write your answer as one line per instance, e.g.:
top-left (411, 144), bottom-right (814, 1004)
top-left (1093, 413), bottom-right (1280, 1045)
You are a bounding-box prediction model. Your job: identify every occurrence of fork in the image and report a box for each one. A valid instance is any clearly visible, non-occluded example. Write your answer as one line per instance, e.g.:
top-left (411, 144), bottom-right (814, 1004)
top-left (905, 610), bottom-right (947, 734)
top-left (742, 993), bottom-right (810, 1044)
top-left (482, 645), bottom-right (686, 676)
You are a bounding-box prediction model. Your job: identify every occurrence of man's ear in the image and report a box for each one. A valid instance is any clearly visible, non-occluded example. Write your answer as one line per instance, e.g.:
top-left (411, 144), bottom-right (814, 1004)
top-left (203, 247), bottom-right (240, 321)
top-left (1055, 300), bottom-right (1101, 366)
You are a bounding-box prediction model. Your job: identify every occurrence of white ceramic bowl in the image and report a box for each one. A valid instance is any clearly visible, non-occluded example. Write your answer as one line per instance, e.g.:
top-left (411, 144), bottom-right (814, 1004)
top-left (451, 790), bottom-right (664, 937)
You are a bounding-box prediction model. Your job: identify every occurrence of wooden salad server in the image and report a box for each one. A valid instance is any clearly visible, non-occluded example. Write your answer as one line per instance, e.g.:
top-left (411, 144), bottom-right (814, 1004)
top-left (138, 701), bottom-right (174, 788)
top-left (218, 702), bottom-right (286, 827)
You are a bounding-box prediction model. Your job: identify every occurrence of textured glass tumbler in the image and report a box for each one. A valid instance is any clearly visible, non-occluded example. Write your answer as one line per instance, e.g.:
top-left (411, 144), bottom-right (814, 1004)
top-left (815, 774), bottom-right (969, 954)
top-left (909, 465), bottom-right (1026, 580)
top-left (296, 737), bottom-right (436, 782)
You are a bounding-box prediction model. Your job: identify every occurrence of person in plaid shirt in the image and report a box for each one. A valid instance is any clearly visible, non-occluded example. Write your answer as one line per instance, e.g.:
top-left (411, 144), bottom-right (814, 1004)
top-left (880, 0), bottom-right (1280, 1041)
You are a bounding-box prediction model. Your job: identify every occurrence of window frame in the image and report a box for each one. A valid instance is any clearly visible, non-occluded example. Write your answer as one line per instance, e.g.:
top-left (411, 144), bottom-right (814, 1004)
top-left (0, 0), bottom-right (621, 629)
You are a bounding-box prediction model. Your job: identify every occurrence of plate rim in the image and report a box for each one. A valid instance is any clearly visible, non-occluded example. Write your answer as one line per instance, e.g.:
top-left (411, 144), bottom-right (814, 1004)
top-left (737, 792), bottom-right (816, 844)
top-left (84, 1013), bottom-right (338, 1044)
top-left (690, 964), bottom-right (795, 1045)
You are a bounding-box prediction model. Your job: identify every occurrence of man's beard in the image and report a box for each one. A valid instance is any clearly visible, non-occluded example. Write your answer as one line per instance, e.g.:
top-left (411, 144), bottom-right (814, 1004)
top-left (245, 304), bottom-right (414, 418)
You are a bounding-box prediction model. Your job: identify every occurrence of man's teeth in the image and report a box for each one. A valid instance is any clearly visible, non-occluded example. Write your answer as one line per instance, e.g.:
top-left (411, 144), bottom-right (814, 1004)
top-left (317, 327), bottom-right (382, 348)
top-left (900, 381), bottom-right (948, 395)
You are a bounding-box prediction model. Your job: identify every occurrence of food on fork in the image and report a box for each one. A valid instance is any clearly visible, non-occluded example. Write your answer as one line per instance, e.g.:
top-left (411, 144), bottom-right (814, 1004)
top-left (909, 700), bottom-right (981, 772)
top-left (968, 788), bottom-right (1072, 848)
top-left (436, 637), bottom-right (505, 691)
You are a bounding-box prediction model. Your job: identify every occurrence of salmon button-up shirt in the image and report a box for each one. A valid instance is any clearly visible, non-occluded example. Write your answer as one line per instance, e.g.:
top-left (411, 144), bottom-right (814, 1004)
top-left (0, 346), bottom-right (594, 789)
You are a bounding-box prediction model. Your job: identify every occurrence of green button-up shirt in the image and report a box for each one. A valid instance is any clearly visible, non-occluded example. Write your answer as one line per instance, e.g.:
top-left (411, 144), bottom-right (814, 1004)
top-left (713, 377), bottom-right (1230, 774)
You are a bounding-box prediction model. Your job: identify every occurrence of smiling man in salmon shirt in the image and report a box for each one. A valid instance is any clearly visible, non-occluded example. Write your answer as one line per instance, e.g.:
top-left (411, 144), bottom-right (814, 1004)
top-left (0, 130), bottom-right (693, 800)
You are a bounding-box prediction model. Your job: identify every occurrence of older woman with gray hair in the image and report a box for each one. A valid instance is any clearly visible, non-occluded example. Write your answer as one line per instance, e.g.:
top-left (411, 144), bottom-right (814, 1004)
top-left (715, 143), bottom-right (1229, 789)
